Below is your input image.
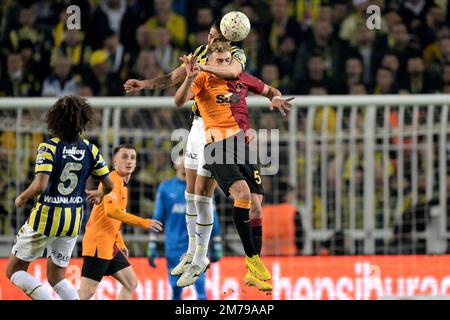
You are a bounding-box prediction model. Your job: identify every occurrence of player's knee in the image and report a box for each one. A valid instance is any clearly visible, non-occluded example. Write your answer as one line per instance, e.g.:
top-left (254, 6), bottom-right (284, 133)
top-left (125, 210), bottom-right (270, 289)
top-left (122, 277), bottom-right (138, 292)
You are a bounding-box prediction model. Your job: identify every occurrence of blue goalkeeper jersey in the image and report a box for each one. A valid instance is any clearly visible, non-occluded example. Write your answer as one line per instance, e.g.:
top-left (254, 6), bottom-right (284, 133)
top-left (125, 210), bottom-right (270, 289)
top-left (154, 177), bottom-right (220, 255)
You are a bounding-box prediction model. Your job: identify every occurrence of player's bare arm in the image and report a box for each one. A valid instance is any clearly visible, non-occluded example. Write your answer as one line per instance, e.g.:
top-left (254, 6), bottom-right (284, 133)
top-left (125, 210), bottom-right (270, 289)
top-left (197, 57), bottom-right (243, 79)
top-left (174, 56), bottom-right (199, 107)
top-left (124, 66), bottom-right (187, 93)
top-left (86, 175), bottom-right (114, 205)
top-left (15, 173), bottom-right (50, 208)
top-left (261, 84), bottom-right (294, 117)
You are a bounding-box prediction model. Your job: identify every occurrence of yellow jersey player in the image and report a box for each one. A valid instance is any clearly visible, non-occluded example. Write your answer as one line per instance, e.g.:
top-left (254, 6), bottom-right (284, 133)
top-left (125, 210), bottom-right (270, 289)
top-left (5, 96), bottom-right (114, 300)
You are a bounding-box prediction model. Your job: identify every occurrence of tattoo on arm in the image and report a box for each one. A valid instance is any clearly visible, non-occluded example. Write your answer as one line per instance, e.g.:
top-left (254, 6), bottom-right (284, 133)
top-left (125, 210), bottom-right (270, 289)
top-left (149, 74), bottom-right (173, 90)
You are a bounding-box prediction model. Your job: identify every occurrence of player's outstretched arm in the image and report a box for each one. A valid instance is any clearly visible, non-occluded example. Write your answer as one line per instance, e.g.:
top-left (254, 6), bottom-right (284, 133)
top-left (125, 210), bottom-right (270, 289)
top-left (124, 66), bottom-right (186, 93)
top-left (174, 55), bottom-right (198, 107)
top-left (197, 58), bottom-right (242, 79)
top-left (15, 173), bottom-right (50, 208)
top-left (261, 84), bottom-right (294, 117)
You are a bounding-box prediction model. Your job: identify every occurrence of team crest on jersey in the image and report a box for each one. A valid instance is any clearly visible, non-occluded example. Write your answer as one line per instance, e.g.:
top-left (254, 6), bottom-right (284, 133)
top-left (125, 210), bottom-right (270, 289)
top-left (62, 146), bottom-right (86, 160)
top-left (236, 82), bottom-right (242, 92)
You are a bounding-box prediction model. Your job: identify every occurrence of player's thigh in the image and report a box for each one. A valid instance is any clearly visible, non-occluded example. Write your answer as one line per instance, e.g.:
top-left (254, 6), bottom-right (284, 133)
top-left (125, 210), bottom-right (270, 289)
top-left (11, 224), bottom-right (48, 265)
top-left (185, 168), bottom-right (197, 194)
top-left (238, 163), bottom-right (265, 196)
top-left (195, 174), bottom-right (217, 198)
top-left (112, 266), bottom-right (138, 291)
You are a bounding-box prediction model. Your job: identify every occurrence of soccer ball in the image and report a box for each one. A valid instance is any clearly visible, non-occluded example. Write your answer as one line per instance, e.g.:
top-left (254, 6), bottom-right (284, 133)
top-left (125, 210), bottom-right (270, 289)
top-left (220, 11), bottom-right (251, 42)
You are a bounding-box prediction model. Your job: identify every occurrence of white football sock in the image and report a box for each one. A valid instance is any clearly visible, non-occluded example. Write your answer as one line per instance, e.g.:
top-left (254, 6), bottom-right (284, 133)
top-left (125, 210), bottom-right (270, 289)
top-left (53, 279), bottom-right (79, 300)
top-left (192, 195), bottom-right (214, 266)
top-left (185, 192), bottom-right (197, 255)
top-left (10, 270), bottom-right (54, 300)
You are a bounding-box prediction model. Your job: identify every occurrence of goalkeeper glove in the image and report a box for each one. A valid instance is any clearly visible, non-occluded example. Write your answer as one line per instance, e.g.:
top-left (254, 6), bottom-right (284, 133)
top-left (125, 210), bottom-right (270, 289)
top-left (209, 236), bottom-right (223, 263)
top-left (146, 241), bottom-right (159, 268)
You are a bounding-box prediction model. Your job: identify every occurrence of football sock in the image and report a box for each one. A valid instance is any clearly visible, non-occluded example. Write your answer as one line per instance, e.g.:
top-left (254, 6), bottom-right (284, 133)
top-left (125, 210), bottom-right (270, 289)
top-left (192, 195), bottom-right (214, 266)
top-left (53, 279), bottom-right (79, 300)
top-left (185, 192), bottom-right (197, 255)
top-left (251, 219), bottom-right (263, 255)
top-left (10, 270), bottom-right (54, 300)
top-left (233, 199), bottom-right (257, 257)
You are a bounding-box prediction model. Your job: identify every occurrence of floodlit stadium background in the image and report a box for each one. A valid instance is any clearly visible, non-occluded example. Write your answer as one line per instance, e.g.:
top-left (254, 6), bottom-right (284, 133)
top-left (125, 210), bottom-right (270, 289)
top-left (1, 0), bottom-right (450, 299)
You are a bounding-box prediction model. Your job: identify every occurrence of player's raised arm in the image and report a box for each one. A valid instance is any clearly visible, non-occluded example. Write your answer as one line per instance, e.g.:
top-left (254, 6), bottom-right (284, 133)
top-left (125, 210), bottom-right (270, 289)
top-left (261, 84), bottom-right (294, 117)
top-left (197, 55), bottom-right (243, 79)
top-left (124, 65), bottom-right (187, 93)
top-left (174, 55), bottom-right (199, 107)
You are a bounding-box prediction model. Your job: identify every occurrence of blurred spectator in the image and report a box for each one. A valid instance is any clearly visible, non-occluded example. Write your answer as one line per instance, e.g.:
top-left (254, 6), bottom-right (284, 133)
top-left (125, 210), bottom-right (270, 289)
top-left (340, 0), bottom-right (388, 44)
top-left (290, 0), bottom-right (326, 29)
top-left (51, 29), bottom-right (90, 75)
top-left (5, 7), bottom-right (43, 53)
top-left (415, 5), bottom-right (446, 48)
top-left (373, 67), bottom-right (396, 94)
top-left (349, 23), bottom-right (386, 86)
top-left (399, 0), bottom-right (437, 34)
top-left (276, 36), bottom-right (297, 88)
top-left (103, 30), bottom-right (130, 80)
top-left (77, 84), bottom-right (94, 97)
top-left (297, 54), bottom-right (333, 94)
top-left (30, 0), bottom-right (62, 29)
top-left (241, 29), bottom-right (264, 76)
top-left (400, 55), bottom-right (439, 93)
top-left (337, 56), bottom-right (364, 94)
top-left (260, 63), bottom-right (292, 94)
top-left (381, 52), bottom-right (400, 83)
top-left (90, 0), bottom-right (127, 49)
top-left (295, 20), bottom-right (346, 83)
top-left (426, 36), bottom-right (450, 81)
top-left (330, 1), bottom-right (349, 37)
top-left (189, 27), bottom-right (209, 52)
top-left (440, 63), bottom-right (450, 92)
top-left (83, 49), bottom-right (122, 96)
top-left (18, 39), bottom-right (42, 82)
top-left (41, 54), bottom-right (79, 97)
top-left (187, 6), bottom-right (213, 49)
top-left (129, 50), bottom-right (163, 97)
top-left (145, 0), bottom-right (187, 49)
top-left (349, 82), bottom-right (368, 95)
top-left (153, 27), bottom-right (182, 73)
top-left (0, 52), bottom-right (39, 96)
top-left (388, 22), bottom-right (421, 73)
top-left (264, 0), bottom-right (302, 54)
top-left (262, 182), bottom-right (303, 255)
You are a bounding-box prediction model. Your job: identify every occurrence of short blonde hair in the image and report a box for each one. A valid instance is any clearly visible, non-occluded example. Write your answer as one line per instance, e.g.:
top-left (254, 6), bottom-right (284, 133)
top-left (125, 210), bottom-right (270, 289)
top-left (207, 41), bottom-right (232, 55)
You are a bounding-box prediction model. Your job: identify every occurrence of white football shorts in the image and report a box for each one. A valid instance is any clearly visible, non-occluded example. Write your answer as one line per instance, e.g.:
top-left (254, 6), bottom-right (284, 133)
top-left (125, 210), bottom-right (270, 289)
top-left (12, 223), bottom-right (77, 268)
top-left (184, 116), bottom-right (212, 177)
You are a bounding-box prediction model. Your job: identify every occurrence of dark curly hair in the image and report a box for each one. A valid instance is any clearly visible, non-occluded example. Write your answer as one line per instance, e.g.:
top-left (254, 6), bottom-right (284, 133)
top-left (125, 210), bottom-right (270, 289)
top-left (45, 96), bottom-right (95, 142)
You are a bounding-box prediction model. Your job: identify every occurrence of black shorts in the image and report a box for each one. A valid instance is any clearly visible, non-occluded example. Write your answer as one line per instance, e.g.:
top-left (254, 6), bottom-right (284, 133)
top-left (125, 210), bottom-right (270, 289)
top-left (81, 251), bottom-right (130, 282)
top-left (204, 133), bottom-right (264, 197)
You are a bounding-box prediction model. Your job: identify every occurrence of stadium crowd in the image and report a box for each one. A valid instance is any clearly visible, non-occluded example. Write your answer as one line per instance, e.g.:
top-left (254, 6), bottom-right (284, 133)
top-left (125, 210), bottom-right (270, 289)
top-left (1, 0), bottom-right (450, 256)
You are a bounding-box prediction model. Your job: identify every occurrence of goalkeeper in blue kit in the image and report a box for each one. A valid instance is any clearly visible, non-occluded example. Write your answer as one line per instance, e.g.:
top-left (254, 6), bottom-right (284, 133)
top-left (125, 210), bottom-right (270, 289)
top-left (146, 156), bottom-right (223, 300)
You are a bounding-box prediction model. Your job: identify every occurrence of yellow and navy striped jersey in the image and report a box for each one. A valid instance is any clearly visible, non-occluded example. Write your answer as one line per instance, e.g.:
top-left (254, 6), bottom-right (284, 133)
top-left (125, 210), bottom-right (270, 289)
top-left (27, 137), bottom-right (110, 237)
top-left (187, 44), bottom-right (247, 115)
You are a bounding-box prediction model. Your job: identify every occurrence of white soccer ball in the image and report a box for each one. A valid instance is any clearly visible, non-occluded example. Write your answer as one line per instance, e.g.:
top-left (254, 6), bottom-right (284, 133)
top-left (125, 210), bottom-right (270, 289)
top-left (220, 11), bottom-right (251, 42)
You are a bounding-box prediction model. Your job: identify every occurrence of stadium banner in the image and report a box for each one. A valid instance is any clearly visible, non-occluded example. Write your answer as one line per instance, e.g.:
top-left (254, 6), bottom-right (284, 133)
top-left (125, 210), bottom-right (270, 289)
top-left (1, 255), bottom-right (450, 300)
